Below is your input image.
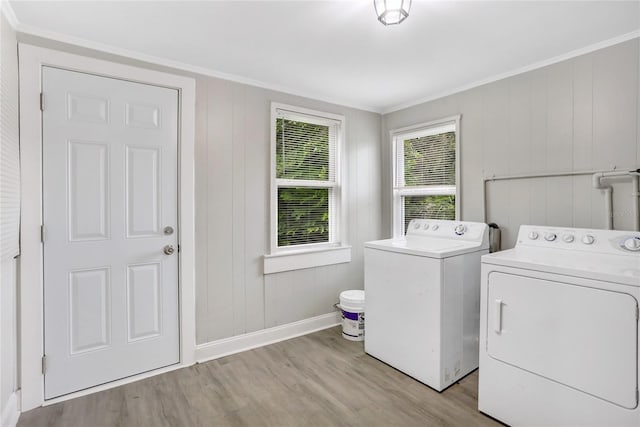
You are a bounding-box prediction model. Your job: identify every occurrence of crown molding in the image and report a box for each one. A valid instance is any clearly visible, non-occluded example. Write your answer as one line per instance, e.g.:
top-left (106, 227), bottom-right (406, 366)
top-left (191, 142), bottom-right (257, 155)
top-left (381, 29), bottom-right (640, 115)
top-left (7, 6), bottom-right (639, 116)
top-left (12, 22), bottom-right (382, 114)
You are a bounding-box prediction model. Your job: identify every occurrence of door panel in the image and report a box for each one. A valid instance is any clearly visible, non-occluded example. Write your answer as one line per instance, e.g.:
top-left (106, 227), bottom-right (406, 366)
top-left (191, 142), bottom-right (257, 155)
top-left (125, 146), bottom-right (162, 238)
top-left (69, 268), bottom-right (110, 354)
top-left (487, 272), bottom-right (638, 409)
top-left (43, 67), bottom-right (179, 398)
top-left (68, 141), bottom-right (110, 241)
top-left (126, 262), bottom-right (162, 341)
top-left (67, 93), bottom-right (109, 123)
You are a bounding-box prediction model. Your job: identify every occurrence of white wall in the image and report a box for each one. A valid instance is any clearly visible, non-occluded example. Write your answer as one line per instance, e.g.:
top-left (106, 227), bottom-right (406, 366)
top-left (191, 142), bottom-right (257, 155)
top-left (382, 38), bottom-right (640, 248)
top-left (0, 8), bottom-right (20, 427)
top-left (193, 78), bottom-right (382, 343)
top-left (15, 32), bottom-right (638, 350)
top-left (15, 33), bottom-right (383, 346)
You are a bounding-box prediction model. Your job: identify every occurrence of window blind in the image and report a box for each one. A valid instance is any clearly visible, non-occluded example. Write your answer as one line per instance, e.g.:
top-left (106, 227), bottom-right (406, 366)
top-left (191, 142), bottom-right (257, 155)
top-left (275, 110), bottom-right (339, 248)
top-left (276, 117), bottom-right (336, 182)
top-left (403, 195), bottom-right (456, 232)
top-left (0, 29), bottom-right (20, 261)
top-left (403, 131), bottom-right (456, 187)
top-left (393, 119), bottom-right (458, 236)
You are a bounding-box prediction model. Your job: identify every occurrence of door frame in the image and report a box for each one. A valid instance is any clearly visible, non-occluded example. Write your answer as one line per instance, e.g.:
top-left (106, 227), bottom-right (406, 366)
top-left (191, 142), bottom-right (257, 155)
top-left (18, 44), bottom-right (196, 410)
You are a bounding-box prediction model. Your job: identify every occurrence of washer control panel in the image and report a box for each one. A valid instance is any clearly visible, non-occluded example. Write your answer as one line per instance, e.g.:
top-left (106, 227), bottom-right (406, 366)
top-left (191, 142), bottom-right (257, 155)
top-left (406, 219), bottom-right (488, 244)
top-left (517, 225), bottom-right (640, 255)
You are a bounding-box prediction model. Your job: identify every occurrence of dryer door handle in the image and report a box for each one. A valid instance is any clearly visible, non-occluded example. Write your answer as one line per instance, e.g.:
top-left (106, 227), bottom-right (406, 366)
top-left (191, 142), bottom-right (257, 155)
top-left (494, 299), bottom-right (504, 334)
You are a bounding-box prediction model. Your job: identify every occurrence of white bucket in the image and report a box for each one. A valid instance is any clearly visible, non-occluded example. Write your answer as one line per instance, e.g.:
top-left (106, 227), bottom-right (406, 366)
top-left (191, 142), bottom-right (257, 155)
top-left (339, 290), bottom-right (365, 341)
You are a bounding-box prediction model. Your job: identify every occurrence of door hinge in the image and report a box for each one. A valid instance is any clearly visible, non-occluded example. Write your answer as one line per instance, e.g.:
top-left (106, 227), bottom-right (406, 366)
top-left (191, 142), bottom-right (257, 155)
top-left (177, 244), bottom-right (180, 253)
top-left (40, 92), bottom-right (44, 111)
top-left (40, 225), bottom-right (45, 243)
top-left (636, 305), bottom-right (639, 321)
top-left (41, 355), bottom-right (47, 375)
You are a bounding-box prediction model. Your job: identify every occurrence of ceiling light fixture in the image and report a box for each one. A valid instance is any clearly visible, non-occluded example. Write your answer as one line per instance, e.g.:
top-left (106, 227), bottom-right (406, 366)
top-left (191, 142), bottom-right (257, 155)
top-left (374, 0), bottom-right (412, 26)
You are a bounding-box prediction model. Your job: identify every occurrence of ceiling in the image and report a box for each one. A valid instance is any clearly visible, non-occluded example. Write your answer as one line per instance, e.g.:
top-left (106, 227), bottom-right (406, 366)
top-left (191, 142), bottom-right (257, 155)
top-left (8, 1), bottom-right (640, 113)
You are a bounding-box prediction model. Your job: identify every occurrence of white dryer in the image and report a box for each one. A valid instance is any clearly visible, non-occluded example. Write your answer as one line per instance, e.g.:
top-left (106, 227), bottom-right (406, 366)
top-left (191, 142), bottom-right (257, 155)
top-left (364, 219), bottom-right (489, 391)
top-left (479, 225), bottom-right (640, 426)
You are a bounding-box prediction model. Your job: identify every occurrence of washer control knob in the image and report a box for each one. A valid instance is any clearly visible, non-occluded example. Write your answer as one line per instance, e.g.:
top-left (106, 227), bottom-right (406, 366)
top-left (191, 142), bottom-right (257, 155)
top-left (544, 233), bottom-right (557, 242)
top-left (423, 224), bottom-right (430, 230)
top-left (528, 231), bottom-right (539, 240)
top-left (581, 235), bottom-right (595, 245)
top-left (454, 224), bottom-right (466, 235)
top-left (413, 222), bottom-right (420, 229)
top-left (431, 224), bottom-right (439, 231)
top-left (562, 234), bottom-right (574, 243)
top-left (623, 237), bottom-right (640, 251)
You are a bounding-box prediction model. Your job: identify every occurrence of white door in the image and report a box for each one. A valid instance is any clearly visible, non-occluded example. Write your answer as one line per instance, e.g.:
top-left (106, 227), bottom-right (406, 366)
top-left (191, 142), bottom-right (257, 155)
top-left (42, 67), bottom-right (180, 398)
top-left (487, 272), bottom-right (638, 409)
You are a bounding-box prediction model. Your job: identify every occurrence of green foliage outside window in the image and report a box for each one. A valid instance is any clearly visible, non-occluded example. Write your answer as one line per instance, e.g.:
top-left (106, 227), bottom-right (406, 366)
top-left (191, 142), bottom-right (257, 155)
top-left (276, 119), bottom-right (329, 181)
top-left (402, 131), bottom-right (456, 232)
top-left (278, 187), bottom-right (329, 247)
top-left (404, 195), bottom-right (456, 233)
top-left (276, 118), bottom-right (331, 246)
top-left (404, 132), bottom-right (456, 186)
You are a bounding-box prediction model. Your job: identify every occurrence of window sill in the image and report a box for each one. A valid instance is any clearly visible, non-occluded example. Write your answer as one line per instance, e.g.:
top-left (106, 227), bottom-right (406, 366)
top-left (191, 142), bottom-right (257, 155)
top-left (263, 245), bottom-right (352, 274)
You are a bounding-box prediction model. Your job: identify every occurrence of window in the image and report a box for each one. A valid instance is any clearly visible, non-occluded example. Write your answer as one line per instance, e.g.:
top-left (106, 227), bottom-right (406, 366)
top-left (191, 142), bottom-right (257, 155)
top-left (392, 116), bottom-right (460, 237)
top-left (265, 103), bottom-right (350, 274)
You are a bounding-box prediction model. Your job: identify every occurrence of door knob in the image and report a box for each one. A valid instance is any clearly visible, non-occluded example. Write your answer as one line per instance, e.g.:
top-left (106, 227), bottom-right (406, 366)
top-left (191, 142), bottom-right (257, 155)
top-left (163, 245), bottom-right (175, 255)
top-left (164, 226), bottom-right (174, 235)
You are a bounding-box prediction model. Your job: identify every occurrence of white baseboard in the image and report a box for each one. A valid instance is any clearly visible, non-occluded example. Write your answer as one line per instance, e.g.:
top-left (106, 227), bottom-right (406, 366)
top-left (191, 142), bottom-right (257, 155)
top-left (196, 312), bottom-right (341, 363)
top-left (1, 391), bottom-right (20, 427)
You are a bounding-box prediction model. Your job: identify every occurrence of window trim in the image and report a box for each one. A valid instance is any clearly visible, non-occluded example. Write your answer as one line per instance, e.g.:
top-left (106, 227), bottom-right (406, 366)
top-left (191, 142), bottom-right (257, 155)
top-left (390, 115), bottom-right (461, 238)
top-left (266, 103), bottom-right (349, 274)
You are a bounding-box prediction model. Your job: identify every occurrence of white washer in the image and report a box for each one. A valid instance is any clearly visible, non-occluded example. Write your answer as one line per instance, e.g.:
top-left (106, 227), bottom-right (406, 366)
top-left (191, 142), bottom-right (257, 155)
top-left (479, 225), bottom-right (640, 426)
top-left (364, 219), bottom-right (489, 391)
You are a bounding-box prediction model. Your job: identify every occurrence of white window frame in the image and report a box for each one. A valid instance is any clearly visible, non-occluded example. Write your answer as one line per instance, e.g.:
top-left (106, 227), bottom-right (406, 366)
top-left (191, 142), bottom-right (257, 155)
top-left (391, 115), bottom-right (461, 238)
top-left (264, 103), bottom-right (350, 274)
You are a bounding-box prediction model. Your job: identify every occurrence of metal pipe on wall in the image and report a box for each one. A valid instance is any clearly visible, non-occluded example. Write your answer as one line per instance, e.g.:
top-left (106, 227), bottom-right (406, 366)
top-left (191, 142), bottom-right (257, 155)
top-left (592, 170), bottom-right (640, 231)
top-left (482, 168), bottom-right (640, 231)
top-left (482, 170), bottom-right (604, 224)
top-left (592, 172), bottom-right (614, 230)
top-left (632, 174), bottom-right (640, 231)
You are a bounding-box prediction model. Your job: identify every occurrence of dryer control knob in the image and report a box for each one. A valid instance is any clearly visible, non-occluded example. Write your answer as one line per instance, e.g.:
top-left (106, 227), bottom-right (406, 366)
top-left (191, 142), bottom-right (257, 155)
top-left (544, 233), bottom-right (557, 242)
top-left (423, 224), bottom-right (430, 230)
top-left (562, 234), bottom-right (574, 243)
top-left (431, 224), bottom-right (439, 231)
top-left (581, 235), bottom-right (595, 245)
top-left (413, 222), bottom-right (421, 229)
top-left (623, 237), bottom-right (640, 251)
top-left (528, 231), bottom-right (539, 240)
top-left (454, 224), bottom-right (466, 235)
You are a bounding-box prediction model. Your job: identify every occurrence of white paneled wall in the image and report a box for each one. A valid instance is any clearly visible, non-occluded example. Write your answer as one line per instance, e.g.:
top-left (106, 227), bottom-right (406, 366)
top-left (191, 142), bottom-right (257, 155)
top-left (383, 39), bottom-right (640, 248)
top-left (194, 78), bottom-right (382, 343)
top-left (16, 34), bottom-right (383, 346)
top-left (17, 34), bottom-right (639, 347)
top-left (0, 9), bottom-right (19, 425)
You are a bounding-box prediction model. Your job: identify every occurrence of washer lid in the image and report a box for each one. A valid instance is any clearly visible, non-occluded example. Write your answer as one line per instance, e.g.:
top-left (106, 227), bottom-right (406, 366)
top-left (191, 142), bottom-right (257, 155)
top-left (365, 236), bottom-right (486, 258)
top-left (482, 247), bottom-right (640, 287)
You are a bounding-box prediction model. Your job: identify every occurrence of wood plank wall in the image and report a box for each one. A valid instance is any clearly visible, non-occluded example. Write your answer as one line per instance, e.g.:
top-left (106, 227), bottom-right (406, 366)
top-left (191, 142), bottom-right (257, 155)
top-left (0, 10), bottom-right (19, 418)
top-left (382, 39), bottom-right (640, 248)
top-left (16, 34), bottom-right (639, 347)
top-left (194, 80), bottom-right (382, 343)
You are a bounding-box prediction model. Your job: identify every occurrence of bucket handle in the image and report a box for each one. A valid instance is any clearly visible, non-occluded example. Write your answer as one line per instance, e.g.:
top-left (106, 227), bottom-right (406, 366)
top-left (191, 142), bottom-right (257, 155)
top-left (333, 302), bottom-right (341, 311)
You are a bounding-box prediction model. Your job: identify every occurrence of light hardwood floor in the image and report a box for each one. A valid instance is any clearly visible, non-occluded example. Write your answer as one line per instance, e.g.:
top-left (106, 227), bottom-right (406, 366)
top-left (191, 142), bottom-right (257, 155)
top-left (19, 327), bottom-right (500, 427)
